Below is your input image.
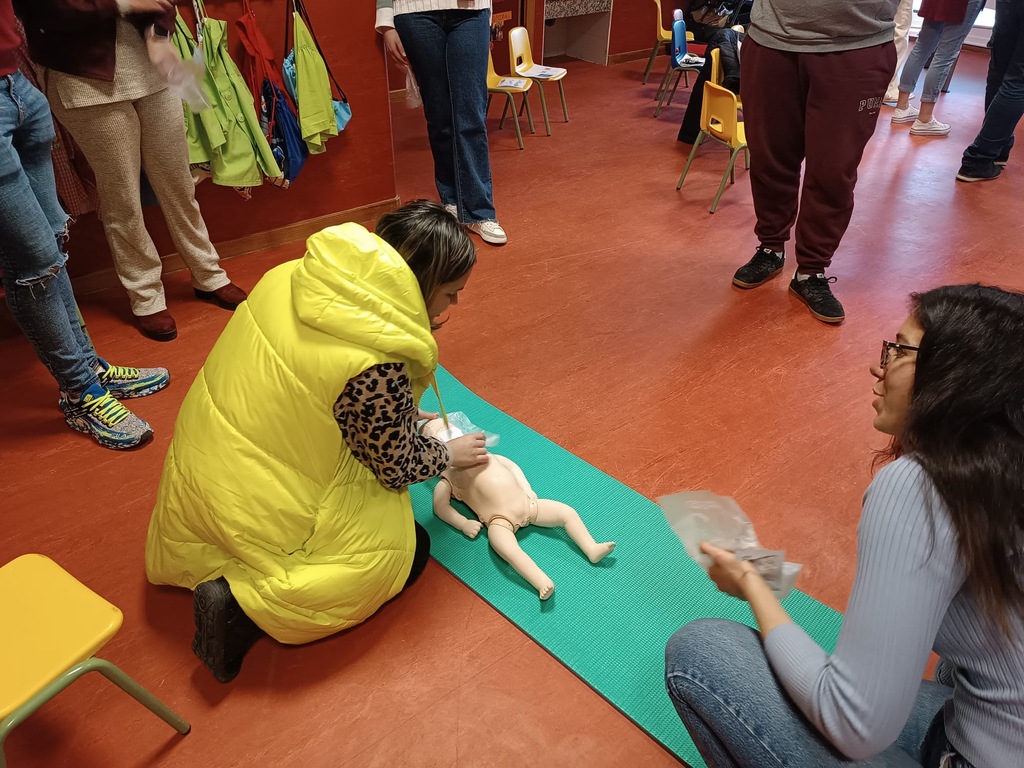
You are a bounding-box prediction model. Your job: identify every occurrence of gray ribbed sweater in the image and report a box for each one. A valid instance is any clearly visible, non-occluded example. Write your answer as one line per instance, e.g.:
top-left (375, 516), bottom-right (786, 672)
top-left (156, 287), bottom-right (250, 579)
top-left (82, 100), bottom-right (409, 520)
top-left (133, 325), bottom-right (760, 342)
top-left (748, 0), bottom-right (901, 52)
top-left (765, 457), bottom-right (1024, 767)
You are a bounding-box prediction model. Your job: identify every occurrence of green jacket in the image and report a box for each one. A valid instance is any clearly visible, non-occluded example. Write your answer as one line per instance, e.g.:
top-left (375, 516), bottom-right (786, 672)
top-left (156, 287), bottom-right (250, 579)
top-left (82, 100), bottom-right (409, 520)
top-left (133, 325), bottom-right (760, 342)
top-left (173, 11), bottom-right (282, 187)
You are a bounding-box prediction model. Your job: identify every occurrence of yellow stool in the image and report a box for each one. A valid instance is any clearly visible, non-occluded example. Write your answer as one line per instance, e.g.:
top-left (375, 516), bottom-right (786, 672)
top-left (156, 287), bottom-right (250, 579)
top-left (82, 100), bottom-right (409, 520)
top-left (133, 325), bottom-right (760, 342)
top-left (486, 52), bottom-right (535, 150)
top-left (509, 26), bottom-right (568, 137)
top-left (642, 0), bottom-right (674, 85)
top-left (0, 555), bottom-right (190, 767)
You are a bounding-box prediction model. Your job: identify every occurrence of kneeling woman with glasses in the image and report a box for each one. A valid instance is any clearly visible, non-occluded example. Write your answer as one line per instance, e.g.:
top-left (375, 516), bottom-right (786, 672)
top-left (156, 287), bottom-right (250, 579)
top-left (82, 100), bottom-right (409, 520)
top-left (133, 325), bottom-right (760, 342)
top-left (666, 284), bottom-right (1024, 767)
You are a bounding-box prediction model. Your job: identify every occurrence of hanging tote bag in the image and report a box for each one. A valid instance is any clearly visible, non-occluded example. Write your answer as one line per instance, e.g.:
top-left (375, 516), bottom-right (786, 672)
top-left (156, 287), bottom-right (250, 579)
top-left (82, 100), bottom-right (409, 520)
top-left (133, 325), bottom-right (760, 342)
top-left (237, 0), bottom-right (307, 185)
top-left (286, 0), bottom-right (352, 141)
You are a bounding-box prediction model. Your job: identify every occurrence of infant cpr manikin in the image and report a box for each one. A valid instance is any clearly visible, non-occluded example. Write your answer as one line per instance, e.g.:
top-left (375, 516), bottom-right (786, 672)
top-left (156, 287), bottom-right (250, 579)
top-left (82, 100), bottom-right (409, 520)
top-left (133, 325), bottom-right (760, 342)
top-left (422, 417), bottom-right (615, 600)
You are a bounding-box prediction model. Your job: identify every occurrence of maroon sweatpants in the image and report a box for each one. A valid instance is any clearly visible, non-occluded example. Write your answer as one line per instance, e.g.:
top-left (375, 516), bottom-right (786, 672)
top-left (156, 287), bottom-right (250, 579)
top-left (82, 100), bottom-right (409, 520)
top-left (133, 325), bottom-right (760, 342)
top-left (740, 39), bottom-right (896, 274)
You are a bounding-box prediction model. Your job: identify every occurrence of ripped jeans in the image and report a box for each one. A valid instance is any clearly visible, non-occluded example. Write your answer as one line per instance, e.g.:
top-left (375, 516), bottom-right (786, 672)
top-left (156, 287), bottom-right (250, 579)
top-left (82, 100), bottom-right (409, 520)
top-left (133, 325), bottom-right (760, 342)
top-left (0, 71), bottom-right (99, 395)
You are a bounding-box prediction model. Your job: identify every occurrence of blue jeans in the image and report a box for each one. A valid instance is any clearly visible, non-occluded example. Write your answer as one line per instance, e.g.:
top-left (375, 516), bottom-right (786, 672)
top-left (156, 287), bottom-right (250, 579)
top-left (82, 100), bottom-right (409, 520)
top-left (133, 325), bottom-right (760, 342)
top-left (394, 10), bottom-right (496, 223)
top-left (964, 0), bottom-right (1024, 164)
top-left (665, 619), bottom-right (964, 768)
top-left (0, 72), bottom-right (98, 395)
top-left (898, 0), bottom-right (986, 102)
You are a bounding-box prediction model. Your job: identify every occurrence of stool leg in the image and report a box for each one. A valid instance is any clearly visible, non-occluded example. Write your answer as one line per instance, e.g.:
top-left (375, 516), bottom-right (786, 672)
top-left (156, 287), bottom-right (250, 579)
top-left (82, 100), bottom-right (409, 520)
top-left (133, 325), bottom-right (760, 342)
top-left (90, 658), bottom-right (190, 735)
top-left (677, 132), bottom-right (706, 189)
top-left (642, 40), bottom-right (660, 84)
top-left (557, 80), bottom-right (569, 123)
top-left (522, 92), bottom-right (536, 134)
top-left (536, 83), bottom-right (552, 136)
top-left (498, 96), bottom-right (510, 129)
top-left (507, 94), bottom-right (525, 149)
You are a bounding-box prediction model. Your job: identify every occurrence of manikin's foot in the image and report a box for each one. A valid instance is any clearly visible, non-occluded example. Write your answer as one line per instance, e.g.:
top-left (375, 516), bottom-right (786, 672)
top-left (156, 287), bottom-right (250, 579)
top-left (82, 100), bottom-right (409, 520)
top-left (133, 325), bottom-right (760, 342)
top-left (586, 542), bottom-right (616, 564)
top-left (535, 579), bottom-right (555, 601)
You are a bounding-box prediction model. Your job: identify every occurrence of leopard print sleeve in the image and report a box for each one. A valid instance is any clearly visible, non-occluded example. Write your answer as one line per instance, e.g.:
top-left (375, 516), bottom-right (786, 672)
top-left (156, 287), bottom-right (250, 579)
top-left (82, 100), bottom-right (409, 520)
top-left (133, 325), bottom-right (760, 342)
top-left (334, 363), bottom-right (450, 491)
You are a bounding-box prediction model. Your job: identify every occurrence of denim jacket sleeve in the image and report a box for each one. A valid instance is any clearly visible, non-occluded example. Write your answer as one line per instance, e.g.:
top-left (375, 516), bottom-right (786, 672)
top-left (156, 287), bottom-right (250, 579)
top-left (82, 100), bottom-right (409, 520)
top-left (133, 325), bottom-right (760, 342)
top-left (375, 0), bottom-right (394, 32)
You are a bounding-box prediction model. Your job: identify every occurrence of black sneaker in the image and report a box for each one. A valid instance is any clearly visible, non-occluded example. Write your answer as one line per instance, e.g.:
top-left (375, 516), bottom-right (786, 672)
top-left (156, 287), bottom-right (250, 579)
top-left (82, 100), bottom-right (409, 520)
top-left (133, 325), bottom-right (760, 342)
top-left (733, 246), bottom-right (785, 288)
top-left (789, 275), bottom-right (845, 324)
top-left (956, 162), bottom-right (1001, 182)
top-left (192, 577), bottom-right (264, 683)
top-left (995, 147), bottom-right (1010, 167)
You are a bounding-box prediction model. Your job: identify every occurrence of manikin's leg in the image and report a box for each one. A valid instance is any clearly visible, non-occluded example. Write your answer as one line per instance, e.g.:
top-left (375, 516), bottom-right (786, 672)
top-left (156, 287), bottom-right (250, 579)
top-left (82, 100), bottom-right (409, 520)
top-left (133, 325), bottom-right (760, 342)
top-left (534, 500), bottom-right (615, 564)
top-left (486, 522), bottom-right (555, 600)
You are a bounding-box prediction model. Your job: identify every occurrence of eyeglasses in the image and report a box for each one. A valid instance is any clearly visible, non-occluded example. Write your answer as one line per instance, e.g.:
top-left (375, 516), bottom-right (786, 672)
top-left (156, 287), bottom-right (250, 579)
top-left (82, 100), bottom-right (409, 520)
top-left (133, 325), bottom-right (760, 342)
top-left (880, 339), bottom-right (919, 370)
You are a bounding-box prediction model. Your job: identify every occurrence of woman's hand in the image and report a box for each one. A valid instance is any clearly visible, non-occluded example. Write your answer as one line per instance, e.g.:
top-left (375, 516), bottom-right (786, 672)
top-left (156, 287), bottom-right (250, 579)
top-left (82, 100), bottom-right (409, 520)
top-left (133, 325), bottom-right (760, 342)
top-left (127, 0), bottom-right (174, 13)
top-left (447, 433), bottom-right (488, 468)
top-left (417, 409), bottom-right (439, 422)
top-left (145, 25), bottom-right (184, 84)
top-left (701, 542), bottom-right (760, 600)
top-left (382, 28), bottom-right (409, 67)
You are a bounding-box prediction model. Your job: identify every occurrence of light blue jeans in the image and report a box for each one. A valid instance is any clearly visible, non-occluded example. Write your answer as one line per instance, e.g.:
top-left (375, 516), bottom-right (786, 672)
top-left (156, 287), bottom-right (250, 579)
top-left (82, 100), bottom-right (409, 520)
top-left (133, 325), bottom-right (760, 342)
top-left (665, 619), bottom-right (966, 768)
top-left (898, 0), bottom-right (986, 103)
top-left (0, 72), bottom-right (99, 395)
top-left (394, 10), bottom-right (496, 224)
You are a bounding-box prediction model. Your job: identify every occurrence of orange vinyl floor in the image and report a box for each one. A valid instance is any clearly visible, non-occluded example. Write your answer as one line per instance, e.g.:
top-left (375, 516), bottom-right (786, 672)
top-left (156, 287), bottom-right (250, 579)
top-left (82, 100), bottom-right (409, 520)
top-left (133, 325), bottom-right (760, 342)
top-left (2, 49), bottom-right (1023, 768)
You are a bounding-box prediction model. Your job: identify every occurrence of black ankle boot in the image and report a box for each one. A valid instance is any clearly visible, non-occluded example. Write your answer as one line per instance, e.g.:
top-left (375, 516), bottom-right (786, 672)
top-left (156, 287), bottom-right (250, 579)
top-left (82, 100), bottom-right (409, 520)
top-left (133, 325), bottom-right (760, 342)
top-left (192, 577), bottom-right (264, 683)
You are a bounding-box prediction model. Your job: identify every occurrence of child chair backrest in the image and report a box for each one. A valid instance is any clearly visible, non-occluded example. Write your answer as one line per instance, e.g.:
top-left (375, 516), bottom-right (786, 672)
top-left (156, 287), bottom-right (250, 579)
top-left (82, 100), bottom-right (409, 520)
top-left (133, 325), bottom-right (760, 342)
top-left (653, 0), bottom-right (671, 38)
top-left (710, 47), bottom-right (722, 86)
top-left (487, 51), bottom-right (500, 87)
top-left (509, 26), bottom-right (536, 73)
top-left (701, 81), bottom-right (741, 147)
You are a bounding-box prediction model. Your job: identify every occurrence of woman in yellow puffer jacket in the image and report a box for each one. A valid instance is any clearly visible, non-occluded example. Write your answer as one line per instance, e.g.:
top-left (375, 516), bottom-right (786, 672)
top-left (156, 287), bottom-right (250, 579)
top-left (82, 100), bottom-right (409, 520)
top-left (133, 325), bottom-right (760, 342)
top-left (145, 200), bottom-right (489, 682)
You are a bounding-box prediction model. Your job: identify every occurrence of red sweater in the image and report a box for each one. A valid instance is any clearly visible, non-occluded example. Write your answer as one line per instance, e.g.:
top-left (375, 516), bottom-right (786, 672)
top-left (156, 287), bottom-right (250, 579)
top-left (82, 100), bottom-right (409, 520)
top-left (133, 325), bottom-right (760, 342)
top-left (918, 0), bottom-right (969, 24)
top-left (1, 0), bottom-right (19, 77)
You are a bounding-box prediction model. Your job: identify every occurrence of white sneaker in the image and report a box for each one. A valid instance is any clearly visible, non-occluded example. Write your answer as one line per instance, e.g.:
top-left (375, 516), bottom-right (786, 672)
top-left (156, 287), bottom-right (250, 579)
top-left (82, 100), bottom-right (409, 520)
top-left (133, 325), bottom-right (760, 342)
top-left (443, 203), bottom-right (458, 219)
top-left (891, 104), bottom-right (920, 124)
top-left (910, 117), bottom-right (951, 136)
top-left (466, 220), bottom-right (508, 245)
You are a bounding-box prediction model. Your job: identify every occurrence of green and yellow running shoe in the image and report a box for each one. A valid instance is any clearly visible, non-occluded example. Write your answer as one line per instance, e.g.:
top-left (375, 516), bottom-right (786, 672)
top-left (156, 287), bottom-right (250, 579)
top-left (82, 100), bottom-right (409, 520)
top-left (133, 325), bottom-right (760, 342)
top-left (96, 358), bottom-right (170, 399)
top-left (60, 383), bottom-right (154, 450)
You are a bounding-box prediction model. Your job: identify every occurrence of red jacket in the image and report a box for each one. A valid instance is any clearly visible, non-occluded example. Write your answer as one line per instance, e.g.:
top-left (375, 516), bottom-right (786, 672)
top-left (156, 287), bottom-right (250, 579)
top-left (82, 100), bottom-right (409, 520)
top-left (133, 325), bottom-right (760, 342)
top-left (13, 0), bottom-right (178, 82)
top-left (918, 0), bottom-right (969, 25)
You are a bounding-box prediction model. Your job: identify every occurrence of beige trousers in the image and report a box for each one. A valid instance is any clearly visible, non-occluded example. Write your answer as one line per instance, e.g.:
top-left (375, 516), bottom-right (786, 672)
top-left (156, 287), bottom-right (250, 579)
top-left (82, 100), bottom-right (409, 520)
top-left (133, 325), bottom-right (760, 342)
top-left (886, 0), bottom-right (915, 101)
top-left (49, 86), bottom-right (229, 316)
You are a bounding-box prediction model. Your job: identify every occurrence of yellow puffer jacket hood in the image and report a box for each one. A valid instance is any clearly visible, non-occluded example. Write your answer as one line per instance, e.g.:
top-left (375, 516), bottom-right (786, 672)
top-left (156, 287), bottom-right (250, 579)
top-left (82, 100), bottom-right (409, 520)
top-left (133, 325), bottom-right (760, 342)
top-left (145, 222), bottom-right (437, 644)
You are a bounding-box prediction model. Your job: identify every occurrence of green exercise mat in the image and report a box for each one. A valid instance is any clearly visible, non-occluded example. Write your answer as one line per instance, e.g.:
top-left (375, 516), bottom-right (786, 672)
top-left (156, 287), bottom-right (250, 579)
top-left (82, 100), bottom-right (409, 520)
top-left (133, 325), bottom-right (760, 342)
top-left (412, 369), bottom-right (843, 767)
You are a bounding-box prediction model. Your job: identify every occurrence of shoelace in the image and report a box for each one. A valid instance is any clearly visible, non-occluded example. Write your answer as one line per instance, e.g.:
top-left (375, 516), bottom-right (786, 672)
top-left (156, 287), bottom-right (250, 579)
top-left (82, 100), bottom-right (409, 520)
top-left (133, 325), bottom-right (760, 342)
top-left (752, 248), bottom-right (781, 268)
top-left (801, 275), bottom-right (838, 299)
top-left (100, 364), bottom-right (139, 382)
top-left (82, 391), bottom-right (132, 427)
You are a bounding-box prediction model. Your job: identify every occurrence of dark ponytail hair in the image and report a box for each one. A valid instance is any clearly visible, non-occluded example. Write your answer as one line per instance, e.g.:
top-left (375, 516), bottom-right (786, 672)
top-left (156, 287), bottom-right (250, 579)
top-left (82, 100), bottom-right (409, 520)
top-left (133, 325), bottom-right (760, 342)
top-left (374, 200), bottom-right (476, 314)
top-left (883, 284), bottom-right (1024, 631)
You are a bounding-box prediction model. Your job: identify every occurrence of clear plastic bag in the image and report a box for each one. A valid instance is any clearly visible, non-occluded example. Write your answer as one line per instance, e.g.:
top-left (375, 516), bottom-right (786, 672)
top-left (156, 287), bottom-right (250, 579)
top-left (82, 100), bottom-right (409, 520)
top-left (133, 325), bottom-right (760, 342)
top-left (432, 411), bottom-right (499, 447)
top-left (659, 490), bottom-right (802, 599)
top-left (405, 67), bottom-right (422, 109)
top-left (175, 46), bottom-right (211, 113)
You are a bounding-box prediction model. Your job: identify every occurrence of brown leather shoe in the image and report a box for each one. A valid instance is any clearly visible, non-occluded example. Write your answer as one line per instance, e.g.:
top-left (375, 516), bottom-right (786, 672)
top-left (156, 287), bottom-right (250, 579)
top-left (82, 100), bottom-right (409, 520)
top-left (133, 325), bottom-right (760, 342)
top-left (137, 309), bottom-right (178, 341)
top-left (194, 282), bottom-right (247, 310)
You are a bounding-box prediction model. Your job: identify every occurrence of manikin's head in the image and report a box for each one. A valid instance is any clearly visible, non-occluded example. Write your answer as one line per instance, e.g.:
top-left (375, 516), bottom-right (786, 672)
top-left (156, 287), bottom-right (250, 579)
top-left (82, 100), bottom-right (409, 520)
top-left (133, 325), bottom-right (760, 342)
top-left (420, 417), bottom-right (462, 442)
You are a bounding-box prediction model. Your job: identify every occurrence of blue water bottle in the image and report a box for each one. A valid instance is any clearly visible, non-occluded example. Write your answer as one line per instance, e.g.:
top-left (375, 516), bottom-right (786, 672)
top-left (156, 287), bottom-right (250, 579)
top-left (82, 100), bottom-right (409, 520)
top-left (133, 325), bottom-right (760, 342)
top-left (672, 8), bottom-right (688, 67)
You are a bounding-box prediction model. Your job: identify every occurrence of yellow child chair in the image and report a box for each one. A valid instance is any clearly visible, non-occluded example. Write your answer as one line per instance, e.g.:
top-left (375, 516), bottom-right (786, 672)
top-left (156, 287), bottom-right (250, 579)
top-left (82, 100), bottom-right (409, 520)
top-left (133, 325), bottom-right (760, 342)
top-left (509, 26), bottom-right (568, 137)
top-left (676, 81), bottom-right (750, 214)
top-left (642, 0), bottom-right (673, 85)
top-left (486, 52), bottom-right (535, 150)
top-left (0, 555), bottom-right (190, 767)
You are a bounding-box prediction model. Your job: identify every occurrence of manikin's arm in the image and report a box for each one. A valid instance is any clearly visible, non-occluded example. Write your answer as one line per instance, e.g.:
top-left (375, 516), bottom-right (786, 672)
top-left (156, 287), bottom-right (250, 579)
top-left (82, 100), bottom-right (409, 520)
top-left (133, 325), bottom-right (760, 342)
top-left (493, 454), bottom-right (535, 496)
top-left (433, 481), bottom-right (483, 539)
